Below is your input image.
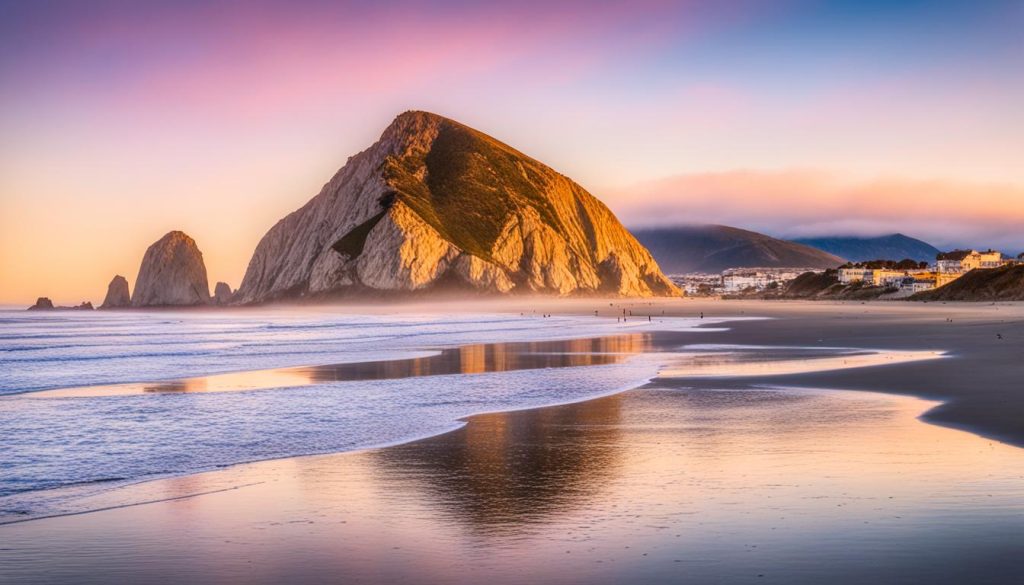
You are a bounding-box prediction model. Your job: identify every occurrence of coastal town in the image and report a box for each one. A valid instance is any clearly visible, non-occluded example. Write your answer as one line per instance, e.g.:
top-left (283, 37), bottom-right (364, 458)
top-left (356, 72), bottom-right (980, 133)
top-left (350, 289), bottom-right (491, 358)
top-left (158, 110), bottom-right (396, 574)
top-left (672, 249), bottom-right (1021, 298)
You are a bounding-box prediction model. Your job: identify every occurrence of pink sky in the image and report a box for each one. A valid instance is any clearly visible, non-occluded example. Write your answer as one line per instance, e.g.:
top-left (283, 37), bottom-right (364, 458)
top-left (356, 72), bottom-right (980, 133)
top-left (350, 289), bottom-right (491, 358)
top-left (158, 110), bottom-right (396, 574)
top-left (1, 0), bottom-right (1021, 303)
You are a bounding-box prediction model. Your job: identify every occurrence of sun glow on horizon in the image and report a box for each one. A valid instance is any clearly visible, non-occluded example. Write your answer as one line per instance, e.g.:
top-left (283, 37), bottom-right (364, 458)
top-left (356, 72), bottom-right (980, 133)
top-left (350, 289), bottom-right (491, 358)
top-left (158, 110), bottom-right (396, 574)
top-left (1, 0), bottom-right (1022, 304)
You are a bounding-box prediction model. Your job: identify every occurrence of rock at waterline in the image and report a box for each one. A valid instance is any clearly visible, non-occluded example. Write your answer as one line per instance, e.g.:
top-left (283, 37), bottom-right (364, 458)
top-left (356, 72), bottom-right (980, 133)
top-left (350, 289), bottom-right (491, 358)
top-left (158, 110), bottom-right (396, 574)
top-left (131, 231), bottom-right (212, 307)
top-left (100, 275), bottom-right (131, 309)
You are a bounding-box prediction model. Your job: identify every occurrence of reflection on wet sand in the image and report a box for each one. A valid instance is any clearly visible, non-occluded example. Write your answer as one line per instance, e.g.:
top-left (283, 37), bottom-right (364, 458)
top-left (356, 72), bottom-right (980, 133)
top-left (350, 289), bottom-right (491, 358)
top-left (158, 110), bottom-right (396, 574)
top-left (33, 334), bottom-right (653, 398)
top-left (4, 384), bottom-right (1023, 584)
top-left (660, 346), bottom-right (945, 378)
top-left (373, 395), bottom-right (624, 532)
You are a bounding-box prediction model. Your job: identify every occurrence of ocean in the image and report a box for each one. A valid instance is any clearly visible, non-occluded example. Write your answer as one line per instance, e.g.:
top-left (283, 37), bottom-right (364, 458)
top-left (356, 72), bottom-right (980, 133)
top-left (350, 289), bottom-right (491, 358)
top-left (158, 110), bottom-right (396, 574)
top-left (0, 307), bottom-right (707, 522)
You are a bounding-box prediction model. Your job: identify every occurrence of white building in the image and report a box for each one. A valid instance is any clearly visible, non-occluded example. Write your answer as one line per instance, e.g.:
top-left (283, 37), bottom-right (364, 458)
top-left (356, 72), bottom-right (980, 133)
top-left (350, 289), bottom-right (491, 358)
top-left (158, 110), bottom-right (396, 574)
top-left (722, 273), bottom-right (771, 293)
top-left (720, 267), bottom-right (814, 293)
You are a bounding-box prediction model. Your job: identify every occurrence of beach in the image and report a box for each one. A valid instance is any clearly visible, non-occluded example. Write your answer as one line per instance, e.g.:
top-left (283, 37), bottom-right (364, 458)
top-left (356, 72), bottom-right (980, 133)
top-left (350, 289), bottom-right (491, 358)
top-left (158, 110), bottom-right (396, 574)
top-left (2, 299), bottom-right (1023, 584)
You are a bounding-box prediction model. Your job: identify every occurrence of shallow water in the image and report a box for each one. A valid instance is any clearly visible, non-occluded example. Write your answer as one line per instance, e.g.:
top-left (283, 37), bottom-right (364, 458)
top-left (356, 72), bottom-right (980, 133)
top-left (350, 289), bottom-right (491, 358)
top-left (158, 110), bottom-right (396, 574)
top-left (0, 309), bottom-right (686, 395)
top-left (3, 307), bottom-right (1008, 584)
top-left (30, 336), bottom-right (644, 398)
top-left (2, 309), bottom-right (718, 521)
top-left (0, 308), bottom-right (939, 524)
top-left (2, 385), bottom-right (1021, 584)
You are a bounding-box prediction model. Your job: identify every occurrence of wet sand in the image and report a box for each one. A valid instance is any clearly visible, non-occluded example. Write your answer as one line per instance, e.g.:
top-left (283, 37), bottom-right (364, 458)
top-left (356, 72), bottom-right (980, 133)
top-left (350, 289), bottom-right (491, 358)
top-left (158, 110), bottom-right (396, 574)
top-left (3, 381), bottom-right (1022, 584)
top-left (650, 299), bottom-right (1024, 446)
top-left (382, 297), bottom-right (1024, 446)
top-left (3, 299), bottom-right (1024, 583)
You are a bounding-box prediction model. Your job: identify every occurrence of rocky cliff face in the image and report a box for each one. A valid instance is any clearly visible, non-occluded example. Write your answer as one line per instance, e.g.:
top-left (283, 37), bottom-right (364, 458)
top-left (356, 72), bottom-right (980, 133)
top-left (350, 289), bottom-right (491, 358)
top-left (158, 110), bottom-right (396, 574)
top-left (131, 231), bottom-right (212, 307)
top-left (237, 111), bottom-right (677, 302)
top-left (100, 275), bottom-right (132, 309)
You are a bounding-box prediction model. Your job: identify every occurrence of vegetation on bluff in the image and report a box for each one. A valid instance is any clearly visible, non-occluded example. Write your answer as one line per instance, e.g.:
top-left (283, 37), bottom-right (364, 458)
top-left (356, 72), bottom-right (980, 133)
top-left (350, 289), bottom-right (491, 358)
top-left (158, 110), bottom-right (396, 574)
top-left (382, 120), bottom-right (566, 263)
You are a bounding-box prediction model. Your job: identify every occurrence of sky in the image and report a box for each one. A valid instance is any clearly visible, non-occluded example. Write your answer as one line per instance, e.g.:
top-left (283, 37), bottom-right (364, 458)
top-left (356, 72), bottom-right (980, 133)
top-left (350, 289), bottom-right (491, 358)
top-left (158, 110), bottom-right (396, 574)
top-left (1, 0), bottom-right (1022, 303)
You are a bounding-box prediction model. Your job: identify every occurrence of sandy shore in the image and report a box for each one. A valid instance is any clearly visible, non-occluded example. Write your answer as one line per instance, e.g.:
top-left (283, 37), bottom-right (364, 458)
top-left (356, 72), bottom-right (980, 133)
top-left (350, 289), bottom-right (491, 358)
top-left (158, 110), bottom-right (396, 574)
top-left (654, 299), bottom-right (1024, 446)
top-left (363, 296), bottom-right (1024, 446)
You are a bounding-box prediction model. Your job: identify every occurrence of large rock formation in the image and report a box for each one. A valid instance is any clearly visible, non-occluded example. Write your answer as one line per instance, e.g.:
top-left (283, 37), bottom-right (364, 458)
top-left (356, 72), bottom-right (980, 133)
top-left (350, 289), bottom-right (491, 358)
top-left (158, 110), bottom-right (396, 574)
top-left (237, 111), bottom-right (678, 302)
top-left (100, 275), bottom-right (131, 309)
top-left (213, 282), bottom-right (234, 305)
top-left (131, 231), bottom-right (212, 307)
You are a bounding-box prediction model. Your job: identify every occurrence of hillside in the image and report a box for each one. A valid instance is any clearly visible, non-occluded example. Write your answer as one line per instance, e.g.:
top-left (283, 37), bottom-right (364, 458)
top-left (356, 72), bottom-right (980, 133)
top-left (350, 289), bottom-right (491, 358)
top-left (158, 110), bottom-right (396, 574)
top-left (912, 264), bottom-right (1024, 301)
top-left (632, 225), bottom-right (845, 274)
top-left (778, 269), bottom-right (889, 300)
top-left (236, 111), bottom-right (678, 302)
top-left (794, 233), bottom-right (940, 263)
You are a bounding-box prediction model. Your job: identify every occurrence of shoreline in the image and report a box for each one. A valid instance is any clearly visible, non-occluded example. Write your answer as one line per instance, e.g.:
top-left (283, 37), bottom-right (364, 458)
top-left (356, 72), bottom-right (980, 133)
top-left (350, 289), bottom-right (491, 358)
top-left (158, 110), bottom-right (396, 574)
top-left (5, 300), bottom-right (1024, 584)
top-left (4, 367), bottom-right (1022, 584)
top-left (9, 294), bottom-right (1024, 313)
top-left (0, 325), bottom-right (991, 527)
top-left (4, 299), bottom-right (1024, 523)
top-left (0, 379), bottom-right (947, 529)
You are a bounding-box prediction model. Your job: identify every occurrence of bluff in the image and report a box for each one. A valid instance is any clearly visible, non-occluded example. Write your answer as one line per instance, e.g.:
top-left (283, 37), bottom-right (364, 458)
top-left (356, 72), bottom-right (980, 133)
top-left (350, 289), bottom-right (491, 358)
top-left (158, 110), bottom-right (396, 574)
top-left (236, 111), bottom-right (677, 302)
top-left (634, 224), bottom-right (845, 273)
top-left (131, 231), bottom-right (212, 307)
top-left (912, 265), bottom-right (1024, 301)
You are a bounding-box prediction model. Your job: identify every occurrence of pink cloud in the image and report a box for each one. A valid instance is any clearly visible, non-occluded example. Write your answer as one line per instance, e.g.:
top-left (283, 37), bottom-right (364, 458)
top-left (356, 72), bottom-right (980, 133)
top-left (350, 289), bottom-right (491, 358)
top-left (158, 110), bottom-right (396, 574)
top-left (6, 0), bottom-right (707, 122)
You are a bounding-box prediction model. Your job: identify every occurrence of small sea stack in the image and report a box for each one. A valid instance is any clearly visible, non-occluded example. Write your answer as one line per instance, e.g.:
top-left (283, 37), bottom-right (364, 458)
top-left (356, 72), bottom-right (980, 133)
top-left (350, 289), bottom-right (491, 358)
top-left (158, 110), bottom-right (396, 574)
top-left (27, 297), bottom-right (55, 311)
top-left (26, 298), bottom-right (95, 311)
top-left (100, 275), bottom-right (132, 309)
top-left (213, 282), bottom-right (234, 305)
top-left (131, 231), bottom-right (212, 307)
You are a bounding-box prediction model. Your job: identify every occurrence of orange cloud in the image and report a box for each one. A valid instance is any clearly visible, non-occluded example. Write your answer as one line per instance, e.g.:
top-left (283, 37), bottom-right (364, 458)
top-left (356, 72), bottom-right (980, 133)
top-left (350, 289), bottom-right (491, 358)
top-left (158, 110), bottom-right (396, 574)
top-left (607, 170), bottom-right (1024, 251)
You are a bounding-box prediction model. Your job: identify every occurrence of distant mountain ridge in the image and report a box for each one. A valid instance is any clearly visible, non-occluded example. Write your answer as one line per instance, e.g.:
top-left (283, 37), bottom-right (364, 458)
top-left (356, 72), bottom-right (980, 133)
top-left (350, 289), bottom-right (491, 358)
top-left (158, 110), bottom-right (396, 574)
top-left (632, 225), bottom-right (845, 274)
top-left (793, 233), bottom-right (940, 263)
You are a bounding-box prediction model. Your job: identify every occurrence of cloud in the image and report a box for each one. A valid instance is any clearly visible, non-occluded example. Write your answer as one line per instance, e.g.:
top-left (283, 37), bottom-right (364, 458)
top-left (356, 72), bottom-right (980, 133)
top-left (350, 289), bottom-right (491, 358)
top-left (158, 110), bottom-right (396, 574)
top-left (607, 169), bottom-right (1024, 251)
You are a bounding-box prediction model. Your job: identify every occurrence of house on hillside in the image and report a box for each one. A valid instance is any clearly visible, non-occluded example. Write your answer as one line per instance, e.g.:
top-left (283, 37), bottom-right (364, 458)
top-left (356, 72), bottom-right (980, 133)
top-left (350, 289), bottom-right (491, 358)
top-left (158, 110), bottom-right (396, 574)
top-left (910, 278), bottom-right (936, 293)
top-left (872, 269), bottom-right (907, 287)
top-left (936, 249), bottom-right (1005, 273)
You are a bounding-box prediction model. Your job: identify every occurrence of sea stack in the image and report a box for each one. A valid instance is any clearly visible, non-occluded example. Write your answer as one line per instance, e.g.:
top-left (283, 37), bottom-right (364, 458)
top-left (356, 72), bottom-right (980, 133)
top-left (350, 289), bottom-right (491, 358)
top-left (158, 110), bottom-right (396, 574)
top-left (236, 111), bottom-right (678, 302)
top-left (27, 297), bottom-right (55, 311)
top-left (26, 298), bottom-right (94, 311)
top-left (213, 282), bottom-right (234, 305)
top-left (100, 275), bottom-right (132, 309)
top-left (131, 231), bottom-right (212, 307)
